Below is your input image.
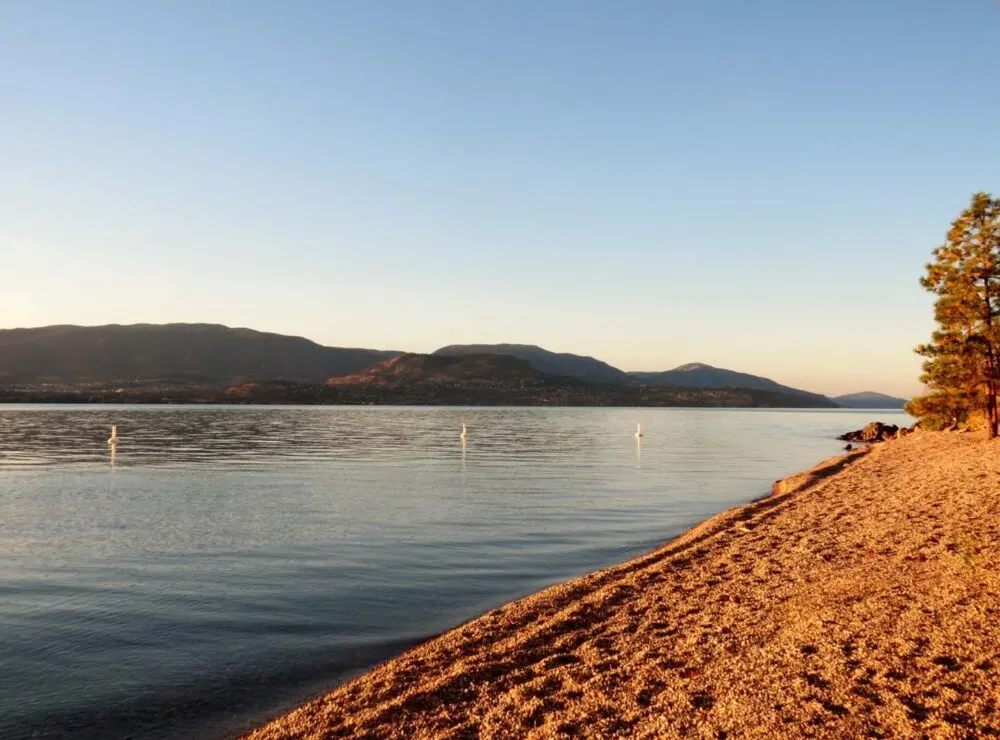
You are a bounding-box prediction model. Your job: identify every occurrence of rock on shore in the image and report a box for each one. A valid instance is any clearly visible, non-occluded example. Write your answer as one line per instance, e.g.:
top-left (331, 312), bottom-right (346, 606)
top-left (837, 421), bottom-right (904, 442)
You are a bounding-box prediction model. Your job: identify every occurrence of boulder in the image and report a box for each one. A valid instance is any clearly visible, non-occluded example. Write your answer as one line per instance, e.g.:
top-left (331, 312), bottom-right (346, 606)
top-left (837, 421), bottom-right (900, 443)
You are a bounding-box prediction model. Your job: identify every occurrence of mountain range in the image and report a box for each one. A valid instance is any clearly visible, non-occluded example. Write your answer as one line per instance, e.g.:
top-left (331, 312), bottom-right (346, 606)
top-left (0, 324), bottom-right (903, 407)
top-left (0, 323), bottom-right (396, 384)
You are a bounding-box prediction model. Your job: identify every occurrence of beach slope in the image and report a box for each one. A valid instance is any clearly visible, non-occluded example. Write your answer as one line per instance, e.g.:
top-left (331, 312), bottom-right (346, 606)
top-left (246, 432), bottom-right (1000, 738)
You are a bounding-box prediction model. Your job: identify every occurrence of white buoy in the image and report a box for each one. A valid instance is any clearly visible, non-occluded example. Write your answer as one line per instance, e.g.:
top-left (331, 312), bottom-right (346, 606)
top-left (460, 422), bottom-right (468, 441)
top-left (635, 423), bottom-right (644, 439)
top-left (107, 425), bottom-right (118, 444)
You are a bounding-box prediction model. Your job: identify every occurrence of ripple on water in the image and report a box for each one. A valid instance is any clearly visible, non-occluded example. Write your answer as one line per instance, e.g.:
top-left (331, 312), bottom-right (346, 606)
top-left (0, 405), bottom-right (910, 739)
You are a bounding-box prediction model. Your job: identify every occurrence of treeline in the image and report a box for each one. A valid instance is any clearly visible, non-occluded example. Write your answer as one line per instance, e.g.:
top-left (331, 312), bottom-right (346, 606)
top-left (907, 192), bottom-right (999, 437)
top-left (1, 380), bottom-right (837, 408)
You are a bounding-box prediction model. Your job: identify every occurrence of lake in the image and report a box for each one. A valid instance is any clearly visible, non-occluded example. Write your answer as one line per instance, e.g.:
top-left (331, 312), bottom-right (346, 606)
top-left (0, 405), bottom-right (909, 739)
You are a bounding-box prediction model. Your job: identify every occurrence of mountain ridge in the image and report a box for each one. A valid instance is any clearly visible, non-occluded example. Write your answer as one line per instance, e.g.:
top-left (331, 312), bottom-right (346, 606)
top-left (0, 324), bottom-right (876, 408)
top-left (832, 391), bottom-right (908, 409)
top-left (0, 323), bottom-right (398, 384)
top-left (327, 353), bottom-right (554, 386)
top-left (432, 343), bottom-right (630, 385)
top-left (629, 362), bottom-right (833, 406)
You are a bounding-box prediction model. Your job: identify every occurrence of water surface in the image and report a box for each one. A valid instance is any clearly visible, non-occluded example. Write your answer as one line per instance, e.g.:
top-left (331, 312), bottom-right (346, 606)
top-left (0, 405), bottom-right (909, 738)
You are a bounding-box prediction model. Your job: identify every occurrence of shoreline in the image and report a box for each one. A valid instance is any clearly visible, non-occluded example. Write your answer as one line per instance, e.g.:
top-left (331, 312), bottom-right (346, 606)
top-left (245, 431), bottom-right (999, 738)
top-left (0, 397), bottom-right (840, 409)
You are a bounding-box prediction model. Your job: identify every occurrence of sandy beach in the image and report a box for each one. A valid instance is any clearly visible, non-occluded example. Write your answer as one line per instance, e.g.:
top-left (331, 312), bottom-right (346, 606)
top-left (245, 430), bottom-right (1000, 739)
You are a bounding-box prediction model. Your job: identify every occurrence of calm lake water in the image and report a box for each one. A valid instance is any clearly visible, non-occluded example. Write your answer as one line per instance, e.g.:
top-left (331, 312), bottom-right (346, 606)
top-left (0, 405), bottom-right (910, 739)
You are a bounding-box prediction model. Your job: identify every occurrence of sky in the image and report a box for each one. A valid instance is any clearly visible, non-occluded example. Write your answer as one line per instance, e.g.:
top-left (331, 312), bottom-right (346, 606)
top-left (2, 1), bottom-right (998, 397)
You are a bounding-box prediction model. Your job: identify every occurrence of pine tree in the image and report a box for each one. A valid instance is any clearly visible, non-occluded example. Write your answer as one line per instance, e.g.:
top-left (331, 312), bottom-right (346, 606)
top-left (907, 192), bottom-right (1000, 437)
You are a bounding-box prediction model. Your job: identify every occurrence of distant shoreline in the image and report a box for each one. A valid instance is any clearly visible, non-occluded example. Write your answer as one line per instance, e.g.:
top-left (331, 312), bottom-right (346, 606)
top-left (0, 399), bottom-right (905, 411)
top-left (244, 430), bottom-right (999, 738)
top-left (0, 399), bottom-right (840, 408)
top-left (0, 384), bottom-right (840, 409)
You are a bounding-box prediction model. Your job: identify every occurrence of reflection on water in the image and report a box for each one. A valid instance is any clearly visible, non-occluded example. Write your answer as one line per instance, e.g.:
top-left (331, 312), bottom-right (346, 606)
top-left (0, 405), bottom-right (909, 739)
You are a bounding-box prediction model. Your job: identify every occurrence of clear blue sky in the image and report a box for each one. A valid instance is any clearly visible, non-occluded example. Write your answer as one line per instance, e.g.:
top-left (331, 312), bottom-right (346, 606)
top-left (2, 1), bottom-right (998, 397)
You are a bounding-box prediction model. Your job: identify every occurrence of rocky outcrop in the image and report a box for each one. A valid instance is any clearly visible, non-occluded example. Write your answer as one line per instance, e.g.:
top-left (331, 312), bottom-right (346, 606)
top-left (838, 421), bottom-right (901, 443)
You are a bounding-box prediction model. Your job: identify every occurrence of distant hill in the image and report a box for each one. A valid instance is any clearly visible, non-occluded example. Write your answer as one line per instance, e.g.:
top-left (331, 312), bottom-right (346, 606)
top-left (0, 325), bottom-right (841, 409)
top-left (0, 334), bottom-right (839, 408)
top-left (0, 324), bottom-right (397, 384)
top-left (432, 344), bottom-right (630, 385)
top-left (327, 353), bottom-right (550, 386)
top-left (832, 391), bottom-right (908, 409)
top-left (630, 362), bottom-right (833, 406)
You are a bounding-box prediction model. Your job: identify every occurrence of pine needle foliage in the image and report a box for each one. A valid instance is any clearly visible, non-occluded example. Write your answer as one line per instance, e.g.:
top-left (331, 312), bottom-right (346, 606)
top-left (906, 192), bottom-right (1000, 437)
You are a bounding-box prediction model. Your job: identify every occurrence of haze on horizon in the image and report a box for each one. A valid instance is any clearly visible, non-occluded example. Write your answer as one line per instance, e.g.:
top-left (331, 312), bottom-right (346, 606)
top-left (2, 1), bottom-right (998, 398)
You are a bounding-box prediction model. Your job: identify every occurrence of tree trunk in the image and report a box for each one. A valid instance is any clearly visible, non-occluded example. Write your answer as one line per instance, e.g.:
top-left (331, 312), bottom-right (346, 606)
top-left (984, 273), bottom-right (998, 438)
top-left (987, 361), bottom-right (999, 439)
top-left (988, 377), bottom-right (999, 439)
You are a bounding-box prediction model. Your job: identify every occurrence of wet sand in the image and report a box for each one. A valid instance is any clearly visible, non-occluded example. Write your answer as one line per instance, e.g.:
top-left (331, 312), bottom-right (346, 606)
top-left (245, 431), bottom-right (1000, 738)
